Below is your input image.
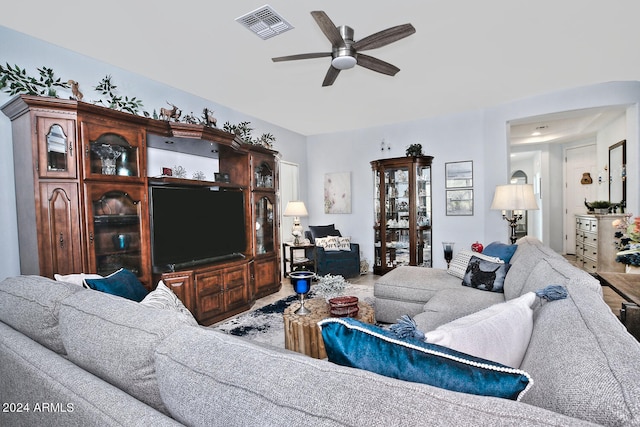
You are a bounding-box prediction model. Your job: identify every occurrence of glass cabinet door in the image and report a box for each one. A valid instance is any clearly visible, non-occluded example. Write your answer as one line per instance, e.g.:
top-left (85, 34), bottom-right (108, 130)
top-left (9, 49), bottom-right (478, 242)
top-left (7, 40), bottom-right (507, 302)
top-left (386, 167), bottom-right (410, 267)
top-left (37, 117), bottom-right (77, 178)
top-left (254, 193), bottom-right (275, 255)
top-left (85, 183), bottom-right (149, 283)
top-left (416, 164), bottom-right (432, 267)
top-left (254, 161), bottom-right (274, 189)
top-left (82, 121), bottom-right (143, 179)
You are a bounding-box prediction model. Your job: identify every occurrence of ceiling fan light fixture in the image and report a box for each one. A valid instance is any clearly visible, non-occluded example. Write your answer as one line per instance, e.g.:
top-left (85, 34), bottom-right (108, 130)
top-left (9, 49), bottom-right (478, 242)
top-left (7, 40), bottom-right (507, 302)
top-left (332, 55), bottom-right (357, 70)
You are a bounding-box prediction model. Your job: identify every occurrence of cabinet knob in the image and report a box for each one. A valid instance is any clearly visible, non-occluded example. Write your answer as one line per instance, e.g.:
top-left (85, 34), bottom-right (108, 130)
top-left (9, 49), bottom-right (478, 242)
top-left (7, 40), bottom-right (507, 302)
top-left (59, 233), bottom-right (64, 248)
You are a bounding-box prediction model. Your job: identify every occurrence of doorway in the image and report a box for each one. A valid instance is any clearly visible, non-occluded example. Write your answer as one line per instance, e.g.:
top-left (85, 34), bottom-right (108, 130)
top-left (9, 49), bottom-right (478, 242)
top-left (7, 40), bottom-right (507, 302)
top-left (564, 144), bottom-right (598, 254)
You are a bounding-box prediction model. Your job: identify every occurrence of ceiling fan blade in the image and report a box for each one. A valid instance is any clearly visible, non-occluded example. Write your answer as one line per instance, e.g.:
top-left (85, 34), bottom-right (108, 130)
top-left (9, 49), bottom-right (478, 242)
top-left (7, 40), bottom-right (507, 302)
top-left (311, 11), bottom-right (344, 47)
top-left (352, 23), bottom-right (416, 51)
top-left (322, 66), bottom-right (341, 87)
top-left (356, 54), bottom-right (400, 76)
top-left (272, 52), bottom-right (332, 62)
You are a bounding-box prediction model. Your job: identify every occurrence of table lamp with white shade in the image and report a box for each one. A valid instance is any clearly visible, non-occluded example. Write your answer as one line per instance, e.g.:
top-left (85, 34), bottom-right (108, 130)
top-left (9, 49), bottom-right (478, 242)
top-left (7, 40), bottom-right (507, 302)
top-left (283, 201), bottom-right (308, 245)
top-left (490, 184), bottom-right (539, 244)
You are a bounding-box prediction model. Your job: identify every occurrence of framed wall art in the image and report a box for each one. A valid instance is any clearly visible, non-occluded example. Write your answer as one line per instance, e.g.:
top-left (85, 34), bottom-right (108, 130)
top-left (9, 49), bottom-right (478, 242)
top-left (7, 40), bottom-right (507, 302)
top-left (446, 189), bottom-right (473, 216)
top-left (445, 161), bottom-right (473, 188)
top-left (324, 172), bottom-right (351, 214)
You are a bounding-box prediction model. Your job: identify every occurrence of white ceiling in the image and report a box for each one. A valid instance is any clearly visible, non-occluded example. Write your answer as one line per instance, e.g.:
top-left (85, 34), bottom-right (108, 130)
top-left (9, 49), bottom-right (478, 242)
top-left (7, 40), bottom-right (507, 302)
top-left (2, 1), bottom-right (639, 136)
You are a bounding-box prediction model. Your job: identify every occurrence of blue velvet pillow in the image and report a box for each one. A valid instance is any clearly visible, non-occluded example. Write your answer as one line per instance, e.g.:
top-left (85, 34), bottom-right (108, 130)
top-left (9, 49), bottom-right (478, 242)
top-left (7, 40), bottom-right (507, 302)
top-left (84, 268), bottom-right (149, 302)
top-left (483, 241), bottom-right (518, 263)
top-left (319, 317), bottom-right (532, 401)
top-left (462, 256), bottom-right (511, 292)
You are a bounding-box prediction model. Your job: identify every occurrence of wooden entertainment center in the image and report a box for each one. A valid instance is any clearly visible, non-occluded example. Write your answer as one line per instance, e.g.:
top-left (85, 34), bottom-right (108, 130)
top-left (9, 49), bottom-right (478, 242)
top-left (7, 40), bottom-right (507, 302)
top-left (2, 95), bottom-right (281, 325)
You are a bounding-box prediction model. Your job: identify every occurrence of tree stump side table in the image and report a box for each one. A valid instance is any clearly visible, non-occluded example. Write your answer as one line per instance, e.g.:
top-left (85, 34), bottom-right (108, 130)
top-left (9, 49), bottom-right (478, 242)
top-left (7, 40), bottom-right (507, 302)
top-left (283, 298), bottom-right (375, 359)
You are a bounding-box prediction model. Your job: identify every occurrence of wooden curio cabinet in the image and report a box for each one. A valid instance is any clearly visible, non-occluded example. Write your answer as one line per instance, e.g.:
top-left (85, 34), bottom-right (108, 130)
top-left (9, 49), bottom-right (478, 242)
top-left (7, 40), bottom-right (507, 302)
top-left (249, 147), bottom-right (281, 298)
top-left (371, 156), bottom-right (433, 275)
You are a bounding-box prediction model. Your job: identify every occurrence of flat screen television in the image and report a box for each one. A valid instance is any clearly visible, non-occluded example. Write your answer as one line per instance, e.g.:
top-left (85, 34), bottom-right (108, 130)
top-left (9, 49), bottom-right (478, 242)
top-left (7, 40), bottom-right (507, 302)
top-left (149, 186), bottom-right (246, 272)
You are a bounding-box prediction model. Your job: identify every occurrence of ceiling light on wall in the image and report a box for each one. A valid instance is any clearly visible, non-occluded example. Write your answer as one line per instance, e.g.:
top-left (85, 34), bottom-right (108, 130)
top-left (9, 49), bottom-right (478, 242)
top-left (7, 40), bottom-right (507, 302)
top-left (236, 5), bottom-right (294, 40)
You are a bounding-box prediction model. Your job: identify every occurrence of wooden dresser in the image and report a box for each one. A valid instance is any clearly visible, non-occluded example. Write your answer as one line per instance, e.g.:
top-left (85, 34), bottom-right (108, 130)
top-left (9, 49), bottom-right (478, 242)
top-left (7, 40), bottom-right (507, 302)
top-left (575, 214), bottom-right (626, 274)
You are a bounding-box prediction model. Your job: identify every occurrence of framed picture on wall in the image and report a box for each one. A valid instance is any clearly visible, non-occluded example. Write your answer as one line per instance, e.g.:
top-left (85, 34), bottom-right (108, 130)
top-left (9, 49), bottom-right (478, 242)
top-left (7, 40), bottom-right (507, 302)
top-left (445, 161), bottom-right (473, 188)
top-left (446, 189), bottom-right (473, 216)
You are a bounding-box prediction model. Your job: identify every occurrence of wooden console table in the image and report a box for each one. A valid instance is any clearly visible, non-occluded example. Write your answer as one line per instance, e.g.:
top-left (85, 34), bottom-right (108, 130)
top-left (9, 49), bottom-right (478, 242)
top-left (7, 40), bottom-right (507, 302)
top-left (598, 272), bottom-right (640, 340)
top-left (283, 298), bottom-right (374, 359)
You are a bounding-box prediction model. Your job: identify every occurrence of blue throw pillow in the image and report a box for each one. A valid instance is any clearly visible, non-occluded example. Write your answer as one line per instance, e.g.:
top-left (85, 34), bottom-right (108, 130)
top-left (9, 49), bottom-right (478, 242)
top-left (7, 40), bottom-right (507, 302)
top-left (483, 241), bottom-right (518, 263)
top-left (462, 256), bottom-right (511, 292)
top-left (84, 268), bottom-right (149, 302)
top-left (319, 317), bottom-right (532, 401)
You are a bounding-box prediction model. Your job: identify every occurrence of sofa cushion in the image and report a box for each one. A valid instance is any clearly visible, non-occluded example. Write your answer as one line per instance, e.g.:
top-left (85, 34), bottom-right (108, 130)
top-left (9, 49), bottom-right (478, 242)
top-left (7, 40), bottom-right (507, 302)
top-left (424, 292), bottom-right (536, 368)
top-left (140, 280), bottom-right (198, 326)
top-left (483, 241), bottom-right (518, 263)
top-left (84, 268), bottom-right (149, 302)
top-left (503, 240), bottom-right (564, 300)
top-left (319, 317), bottom-right (532, 400)
top-left (447, 249), bottom-right (503, 279)
top-left (59, 289), bottom-right (193, 415)
top-left (415, 287), bottom-right (505, 330)
top-left (462, 256), bottom-right (510, 292)
top-left (0, 275), bottom-right (83, 354)
top-left (520, 276), bottom-right (640, 425)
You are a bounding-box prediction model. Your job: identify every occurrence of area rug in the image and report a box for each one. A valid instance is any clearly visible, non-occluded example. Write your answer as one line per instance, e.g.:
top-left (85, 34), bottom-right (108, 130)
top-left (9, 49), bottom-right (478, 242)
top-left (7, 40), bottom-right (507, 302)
top-left (213, 275), bottom-right (375, 349)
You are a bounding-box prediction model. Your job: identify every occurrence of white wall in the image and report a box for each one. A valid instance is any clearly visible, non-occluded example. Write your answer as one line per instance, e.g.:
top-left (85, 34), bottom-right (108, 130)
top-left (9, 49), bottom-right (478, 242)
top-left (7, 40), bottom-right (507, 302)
top-left (0, 26), bottom-right (307, 280)
top-left (307, 110), bottom-right (486, 269)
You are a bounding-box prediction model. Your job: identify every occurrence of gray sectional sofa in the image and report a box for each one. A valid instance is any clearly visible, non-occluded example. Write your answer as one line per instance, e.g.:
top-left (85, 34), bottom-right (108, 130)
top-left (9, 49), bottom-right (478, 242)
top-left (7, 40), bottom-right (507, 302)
top-left (0, 236), bottom-right (638, 426)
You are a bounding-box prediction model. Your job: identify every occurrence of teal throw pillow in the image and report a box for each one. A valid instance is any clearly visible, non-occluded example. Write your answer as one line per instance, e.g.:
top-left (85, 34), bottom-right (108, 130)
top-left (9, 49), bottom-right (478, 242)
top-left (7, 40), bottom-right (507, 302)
top-left (462, 256), bottom-right (510, 292)
top-left (483, 241), bottom-right (518, 263)
top-left (84, 268), bottom-right (149, 302)
top-left (318, 317), bottom-right (532, 401)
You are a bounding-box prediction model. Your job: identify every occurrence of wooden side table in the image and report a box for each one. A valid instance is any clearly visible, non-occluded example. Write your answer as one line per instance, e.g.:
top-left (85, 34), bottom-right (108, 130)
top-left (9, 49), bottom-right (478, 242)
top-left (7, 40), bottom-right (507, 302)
top-left (283, 298), bottom-right (375, 359)
top-left (282, 243), bottom-right (316, 277)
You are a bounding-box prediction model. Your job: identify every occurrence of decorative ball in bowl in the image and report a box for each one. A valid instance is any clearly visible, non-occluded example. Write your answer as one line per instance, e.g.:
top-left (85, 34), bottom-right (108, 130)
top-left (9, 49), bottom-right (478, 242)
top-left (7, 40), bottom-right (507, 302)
top-left (328, 296), bottom-right (359, 317)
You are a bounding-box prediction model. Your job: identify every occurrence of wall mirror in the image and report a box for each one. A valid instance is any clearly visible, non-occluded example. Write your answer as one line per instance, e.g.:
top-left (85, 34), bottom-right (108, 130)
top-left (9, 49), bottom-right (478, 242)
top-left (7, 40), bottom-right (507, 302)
top-left (608, 140), bottom-right (626, 205)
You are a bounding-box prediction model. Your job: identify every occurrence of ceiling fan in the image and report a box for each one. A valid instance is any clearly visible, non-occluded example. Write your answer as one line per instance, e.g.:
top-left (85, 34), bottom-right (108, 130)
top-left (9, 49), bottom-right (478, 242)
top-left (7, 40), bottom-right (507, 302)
top-left (272, 11), bottom-right (416, 87)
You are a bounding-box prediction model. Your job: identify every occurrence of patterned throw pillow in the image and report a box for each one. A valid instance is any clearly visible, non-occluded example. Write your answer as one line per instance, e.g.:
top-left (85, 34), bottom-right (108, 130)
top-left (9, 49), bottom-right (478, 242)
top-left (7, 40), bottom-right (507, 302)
top-left (140, 281), bottom-right (198, 326)
top-left (447, 249), bottom-right (503, 279)
top-left (337, 236), bottom-right (351, 251)
top-left (462, 256), bottom-right (510, 292)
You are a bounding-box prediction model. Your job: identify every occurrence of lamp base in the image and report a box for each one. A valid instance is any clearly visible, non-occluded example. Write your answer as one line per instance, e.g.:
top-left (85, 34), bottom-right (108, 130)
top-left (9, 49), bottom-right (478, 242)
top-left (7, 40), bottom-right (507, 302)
top-left (502, 215), bottom-right (522, 244)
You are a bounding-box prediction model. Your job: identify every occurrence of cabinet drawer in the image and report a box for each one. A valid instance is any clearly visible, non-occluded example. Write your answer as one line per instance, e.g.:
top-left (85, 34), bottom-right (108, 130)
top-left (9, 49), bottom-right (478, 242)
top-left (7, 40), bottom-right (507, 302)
top-left (583, 259), bottom-right (598, 273)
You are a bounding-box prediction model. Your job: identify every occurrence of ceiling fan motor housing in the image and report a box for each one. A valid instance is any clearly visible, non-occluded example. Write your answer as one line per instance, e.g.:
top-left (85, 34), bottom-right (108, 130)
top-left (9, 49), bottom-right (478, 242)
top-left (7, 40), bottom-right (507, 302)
top-left (332, 26), bottom-right (357, 69)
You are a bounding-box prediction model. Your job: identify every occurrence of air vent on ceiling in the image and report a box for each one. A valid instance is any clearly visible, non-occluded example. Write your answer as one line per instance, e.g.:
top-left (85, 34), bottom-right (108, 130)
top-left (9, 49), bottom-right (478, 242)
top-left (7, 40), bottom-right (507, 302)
top-left (236, 5), bottom-right (294, 40)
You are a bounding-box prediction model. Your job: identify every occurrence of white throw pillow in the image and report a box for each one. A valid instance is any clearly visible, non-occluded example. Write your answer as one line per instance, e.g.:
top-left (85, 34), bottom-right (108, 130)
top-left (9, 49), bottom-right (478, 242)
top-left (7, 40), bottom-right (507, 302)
top-left (140, 281), bottom-right (198, 326)
top-left (54, 273), bottom-right (103, 287)
top-left (447, 249), bottom-right (503, 279)
top-left (337, 236), bottom-right (351, 251)
top-left (424, 292), bottom-right (536, 368)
